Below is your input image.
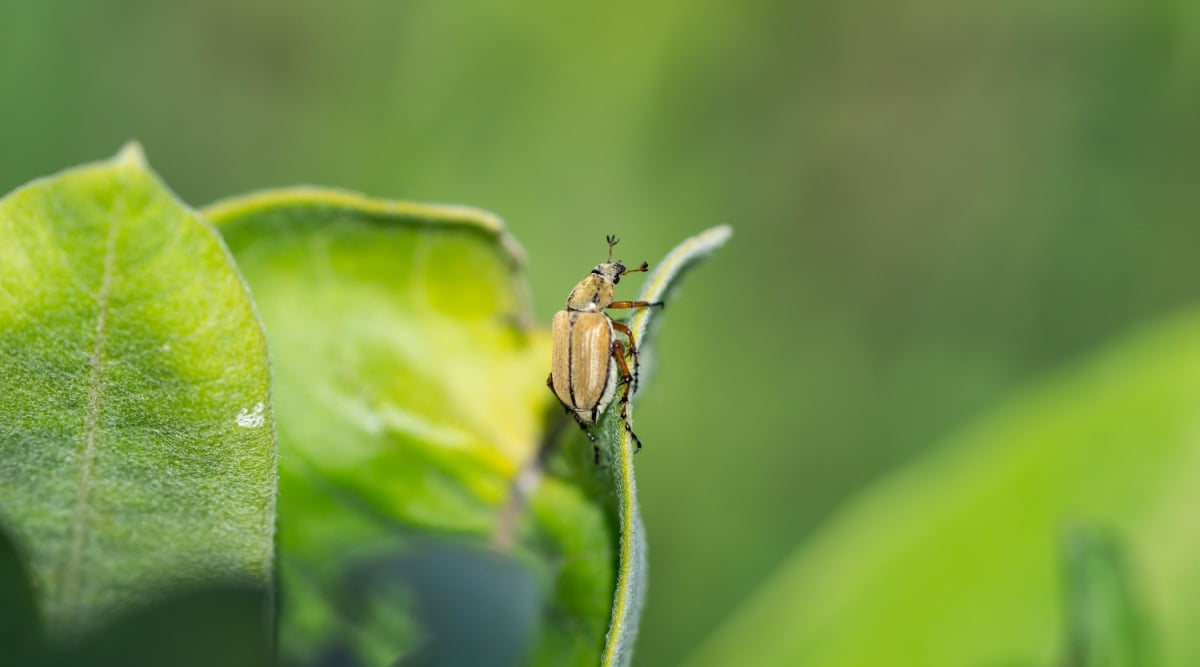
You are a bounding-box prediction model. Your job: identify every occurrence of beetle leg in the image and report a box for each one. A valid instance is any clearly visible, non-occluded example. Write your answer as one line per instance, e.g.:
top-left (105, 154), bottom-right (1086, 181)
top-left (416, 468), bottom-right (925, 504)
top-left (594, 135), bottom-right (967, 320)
top-left (612, 340), bottom-right (635, 386)
top-left (610, 321), bottom-right (641, 394)
top-left (564, 409), bottom-right (601, 464)
top-left (607, 300), bottom-right (664, 310)
top-left (578, 417), bottom-right (602, 464)
top-left (611, 341), bottom-right (644, 453)
top-left (551, 369), bottom-right (602, 463)
top-left (610, 321), bottom-right (636, 354)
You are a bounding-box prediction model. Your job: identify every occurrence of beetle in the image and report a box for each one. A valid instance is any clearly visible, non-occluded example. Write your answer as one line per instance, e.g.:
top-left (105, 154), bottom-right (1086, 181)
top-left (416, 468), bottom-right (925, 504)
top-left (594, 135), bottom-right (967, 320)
top-left (547, 235), bottom-right (663, 463)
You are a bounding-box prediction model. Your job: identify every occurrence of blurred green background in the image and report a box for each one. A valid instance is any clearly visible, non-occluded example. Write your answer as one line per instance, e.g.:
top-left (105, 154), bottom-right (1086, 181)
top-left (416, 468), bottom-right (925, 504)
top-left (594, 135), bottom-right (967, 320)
top-left (3, 1), bottom-right (1198, 664)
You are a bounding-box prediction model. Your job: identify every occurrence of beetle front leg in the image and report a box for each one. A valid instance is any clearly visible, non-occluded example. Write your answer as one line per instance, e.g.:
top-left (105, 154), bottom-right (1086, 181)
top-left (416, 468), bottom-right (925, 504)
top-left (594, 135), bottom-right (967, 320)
top-left (607, 300), bottom-right (664, 310)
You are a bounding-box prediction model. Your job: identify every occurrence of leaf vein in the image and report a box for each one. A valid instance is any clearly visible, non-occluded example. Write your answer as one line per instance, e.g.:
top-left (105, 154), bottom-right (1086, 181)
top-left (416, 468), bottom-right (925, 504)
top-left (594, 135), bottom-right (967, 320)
top-left (59, 195), bottom-right (123, 619)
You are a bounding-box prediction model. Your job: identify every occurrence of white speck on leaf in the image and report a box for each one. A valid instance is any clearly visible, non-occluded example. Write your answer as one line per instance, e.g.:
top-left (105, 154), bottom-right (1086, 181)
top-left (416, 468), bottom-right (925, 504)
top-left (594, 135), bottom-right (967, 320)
top-left (236, 402), bottom-right (265, 428)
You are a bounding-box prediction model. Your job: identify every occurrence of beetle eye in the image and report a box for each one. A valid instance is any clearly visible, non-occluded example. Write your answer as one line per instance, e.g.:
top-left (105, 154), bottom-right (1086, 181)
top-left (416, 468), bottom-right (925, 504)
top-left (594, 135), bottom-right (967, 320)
top-left (614, 274), bottom-right (621, 284)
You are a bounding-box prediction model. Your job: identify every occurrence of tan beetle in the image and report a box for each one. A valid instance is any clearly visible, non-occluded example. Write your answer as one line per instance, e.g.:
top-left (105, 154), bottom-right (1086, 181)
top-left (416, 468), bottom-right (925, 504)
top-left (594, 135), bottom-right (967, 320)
top-left (547, 235), bottom-right (662, 462)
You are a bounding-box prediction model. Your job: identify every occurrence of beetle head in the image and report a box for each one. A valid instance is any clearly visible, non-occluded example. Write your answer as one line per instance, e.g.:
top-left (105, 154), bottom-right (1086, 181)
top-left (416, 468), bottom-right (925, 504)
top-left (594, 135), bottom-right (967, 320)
top-left (590, 259), bottom-right (649, 285)
top-left (594, 236), bottom-right (649, 285)
top-left (590, 262), bottom-right (626, 285)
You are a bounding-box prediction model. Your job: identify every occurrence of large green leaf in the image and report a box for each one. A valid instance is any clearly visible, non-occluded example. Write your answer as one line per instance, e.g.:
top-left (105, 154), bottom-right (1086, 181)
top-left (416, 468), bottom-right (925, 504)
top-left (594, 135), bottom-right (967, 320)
top-left (207, 189), bottom-right (612, 665)
top-left (0, 146), bottom-right (276, 639)
top-left (686, 310), bottom-right (1200, 667)
top-left (598, 226), bottom-right (732, 667)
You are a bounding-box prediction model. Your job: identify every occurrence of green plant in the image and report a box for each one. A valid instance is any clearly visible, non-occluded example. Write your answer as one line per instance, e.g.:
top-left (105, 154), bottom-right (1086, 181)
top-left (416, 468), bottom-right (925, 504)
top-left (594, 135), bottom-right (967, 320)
top-left (685, 309), bottom-right (1200, 667)
top-left (0, 146), bottom-right (730, 666)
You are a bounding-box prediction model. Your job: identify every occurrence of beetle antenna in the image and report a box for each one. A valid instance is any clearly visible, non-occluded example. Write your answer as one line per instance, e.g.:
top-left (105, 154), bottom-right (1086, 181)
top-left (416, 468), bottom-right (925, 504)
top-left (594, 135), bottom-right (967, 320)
top-left (622, 260), bottom-right (649, 275)
top-left (606, 235), bottom-right (620, 262)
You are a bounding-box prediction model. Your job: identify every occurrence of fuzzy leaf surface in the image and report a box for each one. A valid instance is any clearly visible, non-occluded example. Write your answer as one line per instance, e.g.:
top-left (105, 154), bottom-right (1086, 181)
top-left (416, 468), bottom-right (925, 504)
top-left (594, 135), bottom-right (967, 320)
top-left (0, 146), bottom-right (276, 638)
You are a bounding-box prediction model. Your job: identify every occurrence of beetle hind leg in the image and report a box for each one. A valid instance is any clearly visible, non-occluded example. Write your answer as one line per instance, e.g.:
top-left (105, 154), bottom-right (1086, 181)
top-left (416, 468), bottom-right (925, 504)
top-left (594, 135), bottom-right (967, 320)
top-left (611, 340), bottom-right (644, 454)
top-left (618, 387), bottom-right (643, 454)
top-left (552, 368), bottom-right (603, 464)
top-left (565, 409), bottom-right (601, 464)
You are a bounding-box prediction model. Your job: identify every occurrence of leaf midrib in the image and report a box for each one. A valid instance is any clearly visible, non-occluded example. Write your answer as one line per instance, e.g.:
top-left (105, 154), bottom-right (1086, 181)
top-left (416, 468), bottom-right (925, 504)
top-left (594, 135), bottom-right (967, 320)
top-left (59, 193), bottom-right (124, 619)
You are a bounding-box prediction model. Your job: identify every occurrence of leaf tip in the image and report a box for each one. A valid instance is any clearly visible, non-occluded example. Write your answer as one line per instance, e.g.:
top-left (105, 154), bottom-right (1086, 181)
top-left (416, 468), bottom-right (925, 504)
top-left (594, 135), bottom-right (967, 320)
top-left (684, 224), bottom-right (733, 262)
top-left (113, 141), bottom-right (148, 169)
top-left (705, 224), bottom-right (734, 245)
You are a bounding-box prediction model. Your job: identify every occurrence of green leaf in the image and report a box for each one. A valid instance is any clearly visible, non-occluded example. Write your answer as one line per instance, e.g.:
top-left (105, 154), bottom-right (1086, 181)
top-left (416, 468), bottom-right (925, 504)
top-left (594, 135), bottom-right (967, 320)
top-left (598, 225), bottom-right (733, 667)
top-left (1060, 527), bottom-right (1157, 667)
top-left (39, 584), bottom-right (272, 667)
top-left (207, 189), bottom-right (609, 665)
top-left (0, 525), bottom-right (42, 664)
top-left (0, 145), bottom-right (276, 639)
top-left (351, 541), bottom-right (544, 667)
top-left (685, 310), bottom-right (1200, 667)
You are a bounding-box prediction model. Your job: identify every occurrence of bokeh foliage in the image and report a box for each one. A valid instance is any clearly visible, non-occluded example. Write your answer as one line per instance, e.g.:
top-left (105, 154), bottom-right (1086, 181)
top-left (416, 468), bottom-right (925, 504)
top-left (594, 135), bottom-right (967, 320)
top-left (687, 311), bottom-right (1200, 666)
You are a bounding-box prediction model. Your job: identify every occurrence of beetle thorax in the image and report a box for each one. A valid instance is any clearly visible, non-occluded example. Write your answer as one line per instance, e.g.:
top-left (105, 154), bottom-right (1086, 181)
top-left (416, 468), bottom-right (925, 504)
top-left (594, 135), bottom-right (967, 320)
top-left (565, 262), bottom-right (624, 312)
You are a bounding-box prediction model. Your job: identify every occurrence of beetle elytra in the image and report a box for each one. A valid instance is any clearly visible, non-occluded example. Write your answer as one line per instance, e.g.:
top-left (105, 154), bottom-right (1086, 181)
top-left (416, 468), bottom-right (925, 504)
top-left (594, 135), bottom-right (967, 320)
top-left (547, 235), bottom-right (663, 463)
